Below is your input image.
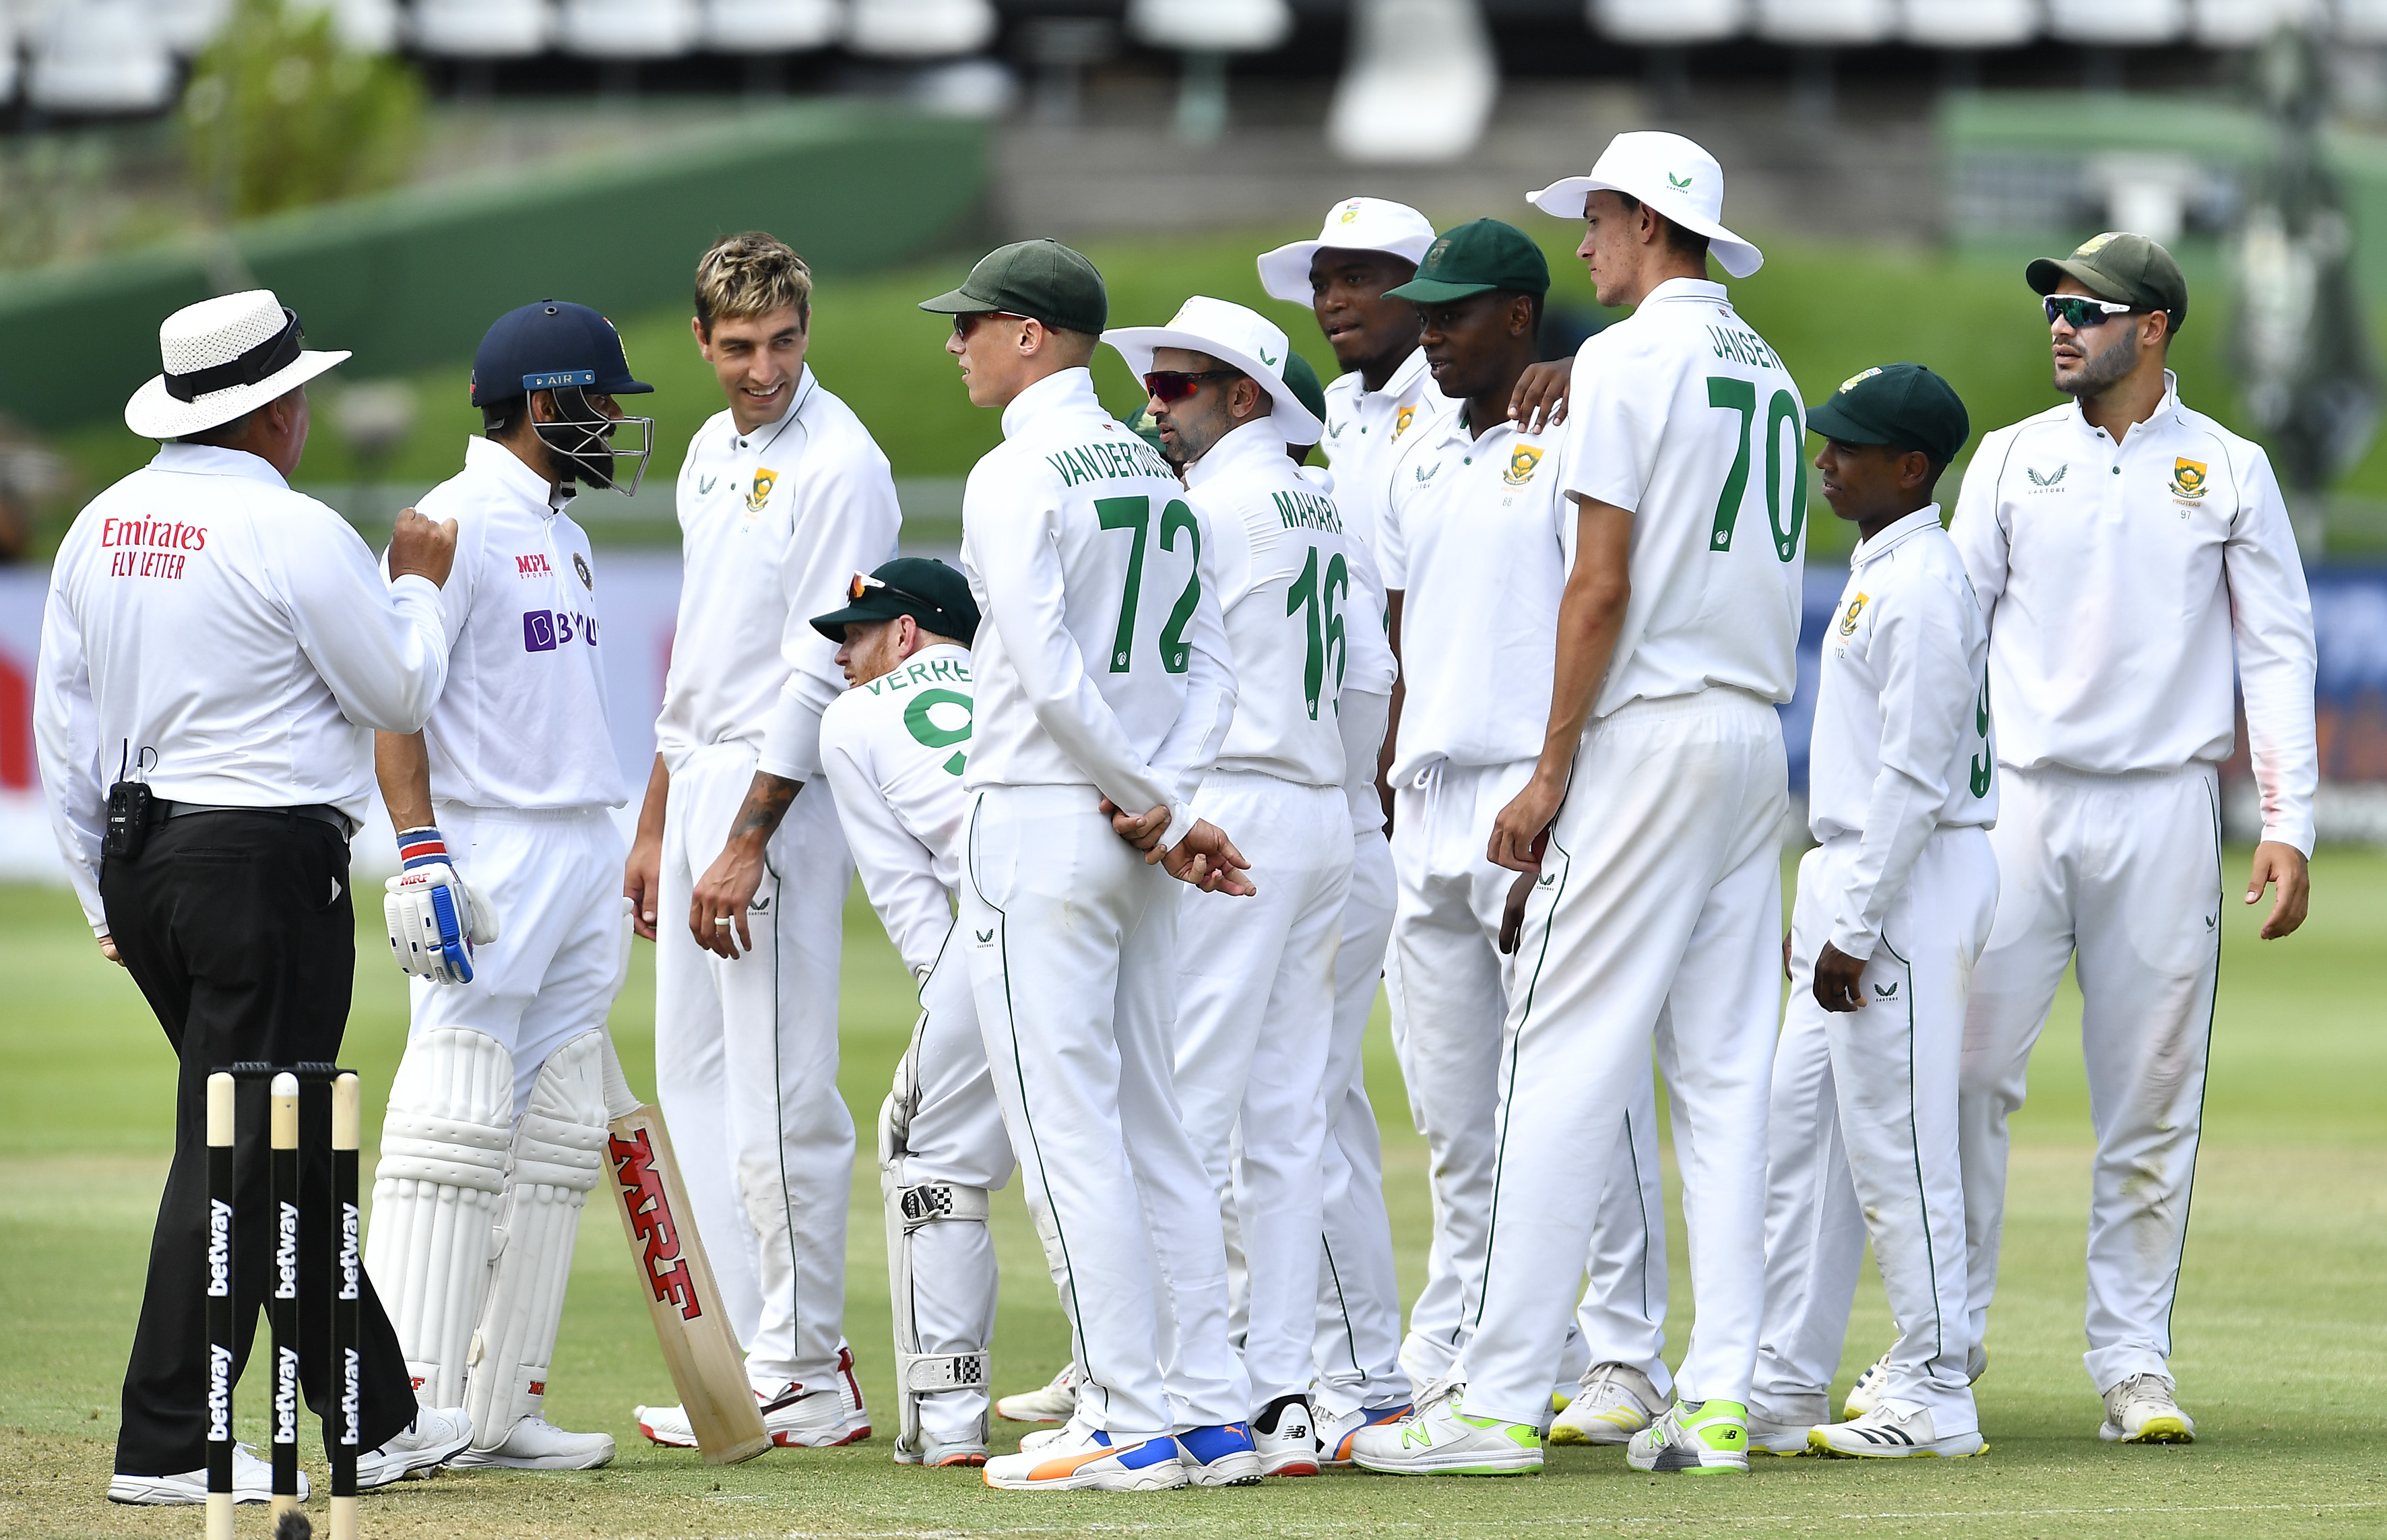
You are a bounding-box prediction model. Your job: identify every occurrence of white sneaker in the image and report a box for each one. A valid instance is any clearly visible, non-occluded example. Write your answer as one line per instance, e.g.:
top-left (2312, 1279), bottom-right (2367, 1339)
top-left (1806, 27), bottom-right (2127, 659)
top-left (2099, 1374), bottom-right (2195, 1444)
top-left (108, 1443), bottom-right (309, 1506)
top-left (1318, 1401), bottom-right (1411, 1469)
top-left (1625, 1398), bottom-right (1750, 1475)
top-left (994, 1363), bottom-right (1079, 1423)
top-left (1253, 1396), bottom-right (1318, 1477)
top-left (1017, 1420), bottom-right (1075, 1452)
top-left (448, 1414), bottom-right (616, 1471)
top-left (1549, 1363), bottom-right (1665, 1447)
top-left (1810, 1403), bottom-right (1985, 1458)
top-left (358, 1405), bottom-right (473, 1489)
top-left (897, 1432), bottom-right (988, 1467)
top-left (1844, 1343), bottom-right (1987, 1420)
top-left (982, 1427), bottom-right (1188, 1491)
top-left (639, 1349), bottom-right (872, 1451)
top-left (1349, 1394), bottom-right (1543, 1476)
top-left (1747, 1394), bottom-right (1828, 1456)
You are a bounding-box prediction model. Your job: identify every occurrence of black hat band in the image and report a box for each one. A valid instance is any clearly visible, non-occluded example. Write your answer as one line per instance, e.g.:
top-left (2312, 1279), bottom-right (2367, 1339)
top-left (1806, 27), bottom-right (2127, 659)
top-left (164, 309), bottom-right (305, 403)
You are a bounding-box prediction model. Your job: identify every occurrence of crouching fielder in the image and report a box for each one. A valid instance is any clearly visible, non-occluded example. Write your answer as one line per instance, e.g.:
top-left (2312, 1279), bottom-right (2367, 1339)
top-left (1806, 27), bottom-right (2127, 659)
top-left (1748, 365), bottom-right (1997, 1460)
top-left (364, 300), bottom-right (654, 1469)
top-left (809, 558), bottom-right (1013, 1467)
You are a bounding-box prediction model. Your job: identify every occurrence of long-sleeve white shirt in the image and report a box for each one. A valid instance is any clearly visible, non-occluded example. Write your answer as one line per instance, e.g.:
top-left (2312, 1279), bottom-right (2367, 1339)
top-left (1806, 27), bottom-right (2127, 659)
top-left (35, 443), bottom-right (453, 930)
top-left (959, 367), bottom-right (1237, 845)
top-left (400, 436), bottom-right (626, 811)
top-left (1320, 346), bottom-right (1452, 556)
top-left (1297, 461), bottom-right (1398, 837)
top-left (653, 368), bottom-right (903, 782)
top-left (1808, 506), bottom-right (1998, 959)
top-left (818, 643), bottom-right (974, 977)
top-left (1949, 372), bottom-right (2318, 853)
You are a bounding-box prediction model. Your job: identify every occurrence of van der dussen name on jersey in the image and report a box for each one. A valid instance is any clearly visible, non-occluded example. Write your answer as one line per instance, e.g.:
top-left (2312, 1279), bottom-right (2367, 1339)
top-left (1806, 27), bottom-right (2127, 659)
top-left (1046, 437), bottom-right (1176, 488)
top-left (1271, 488), bottom-right (1343, 534)
top-left (1707, 323), bottom-right (1782, 372)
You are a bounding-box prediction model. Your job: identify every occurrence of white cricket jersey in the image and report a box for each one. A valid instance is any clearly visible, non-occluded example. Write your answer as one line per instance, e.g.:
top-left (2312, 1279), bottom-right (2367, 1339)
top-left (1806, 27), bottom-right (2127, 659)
top-left (1321, 347), bottom-right (1453, 555)
top-left (654, 368), bottom-right (903, 782)
top-left (1187, 419), bottom-right (1355, 786)
top-left (1564, 277), bottom-right (1806, 719)
top-left (819, 643), bottom-right (974, 976)
top-left (1949, 373), bottom-right (2318, 853)
top-left (34, 444), bottom-right (452, 928)
top-left (1300, 462), bottom-right (1399, 835)
top-left (959, 367), bottom-right (1236, 845)
top-left (1379, 406), bottom-right (1570, 783)
top-left (1808, 505), bottom-right (1997, 959)
top-left (400, 437), bottom-right (625, 811)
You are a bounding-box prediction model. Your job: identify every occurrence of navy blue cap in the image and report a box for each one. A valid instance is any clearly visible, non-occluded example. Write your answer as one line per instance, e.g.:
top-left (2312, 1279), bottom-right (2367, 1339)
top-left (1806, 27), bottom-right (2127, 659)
top-left (470, 300), bottom-right (653, 407)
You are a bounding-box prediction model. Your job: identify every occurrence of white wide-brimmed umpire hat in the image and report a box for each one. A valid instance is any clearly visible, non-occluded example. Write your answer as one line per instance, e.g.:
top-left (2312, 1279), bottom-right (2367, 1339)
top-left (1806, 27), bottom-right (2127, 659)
top-left (1255, 197), bottom-right (1438, 305)
top-left (1103, 296), bottom-right (1323, 446)
top-left (125, 289), bottom-right (351, 440)
top-left (1527, 131), bottom-right (1764, 279)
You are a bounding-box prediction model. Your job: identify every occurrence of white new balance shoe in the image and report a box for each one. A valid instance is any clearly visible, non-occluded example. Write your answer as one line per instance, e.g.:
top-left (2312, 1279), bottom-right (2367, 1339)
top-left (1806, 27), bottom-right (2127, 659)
top-left (1253, 1395), bottom-right (1319, 1477)
top-left (1747, 1394), bottom-right (1828, 1456)
top-left (447, 1414), bottom-right (616, 1470)
top-left (2099, 1374), bottom-right (2195, 1444)
top-left (108, 1443), bottom-right (309, 1506)
top-left (994, 1363), bottom-right (1079, 1423)
top-left (1349, 1390), bottom-right (1543, 1476)
top-left (1844, 1342), bottom-right (1988, 1420)
top-left (1625, 1398), bottom-right (1750, 1474)
top-left (1548, 1363), bottom-right (1665, 1446)
top-left (358, 1405), bottom-right (474, 1488)
top-left (1810, 1403), bottom-right (1985, 1458)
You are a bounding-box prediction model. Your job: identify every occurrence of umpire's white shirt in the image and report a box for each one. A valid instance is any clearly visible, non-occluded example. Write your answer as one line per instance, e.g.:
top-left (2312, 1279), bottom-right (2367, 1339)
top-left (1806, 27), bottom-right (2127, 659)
top-left (1948, 371), bottom-right (2318, 852)
top-left (1808, 506), bottom-right (1997, 959)
top-left (404, 437), bottom-right (625, 810)
top-left (654, 368), bottom-right (903, 781)
top-left (1322, 346), bottom-right (1451, 554)
top-left (818, 643), bottom-right (974, 975)
top-left (959, 367), bottom-right (1236, 845)
top-left (36, 443), bottom-right (452, 930)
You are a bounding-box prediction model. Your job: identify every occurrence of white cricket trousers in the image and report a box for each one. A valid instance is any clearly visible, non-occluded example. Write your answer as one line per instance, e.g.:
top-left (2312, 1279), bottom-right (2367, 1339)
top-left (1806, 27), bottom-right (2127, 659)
top-left (1961, 762), bottom-right (2223, 1394)
top-left (654, 741), bottom-right (854, 1390)
top-left (409, 804), bottom-right (630, 1113)
top-left (1754, 827), bottom-right (1999, 1434)
top-left (1174, 773), bottom-right (1352, 1409)
top-left (1388, 758), bottom-right (1671, 1391)
top-left (1311, 828), bottom-right (1407, 1419)
top-left (1463, 688), bottom-right (1786, 1425)
top-left (961, 785), bottom-right (1248, 1438)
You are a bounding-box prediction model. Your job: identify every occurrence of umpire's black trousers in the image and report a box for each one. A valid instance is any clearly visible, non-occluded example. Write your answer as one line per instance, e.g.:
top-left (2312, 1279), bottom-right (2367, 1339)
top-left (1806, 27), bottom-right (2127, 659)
top-left (103, 809), bottom-right (416, 1477)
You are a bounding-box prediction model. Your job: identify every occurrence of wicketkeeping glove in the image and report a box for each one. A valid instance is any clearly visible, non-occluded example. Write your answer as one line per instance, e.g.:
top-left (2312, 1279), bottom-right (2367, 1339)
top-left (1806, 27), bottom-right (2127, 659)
top-left (384, 826), bottom-right (500, 984)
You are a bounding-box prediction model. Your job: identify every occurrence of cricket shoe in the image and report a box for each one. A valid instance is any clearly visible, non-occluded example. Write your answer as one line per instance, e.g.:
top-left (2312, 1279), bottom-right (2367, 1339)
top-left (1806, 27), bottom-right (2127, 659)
top-left (1625, 1399), bottom-right (1750, 1474)
top-left (1252, 1396), bottom-right (1319, 1477)
top-left (896, 1433), bottom-right (989, 1468)
top-left (447, 1415), bottom-right (616, 1471)
top-left (2099, 1374), bottom-right (2195, 1444)
top-left (1548, 1363), bottom-right (1665, 1446)
top-left (1844, 1342), bottom-right (1988, 1420)
top-left (994, 1363), bottom-right (1079, 1423)
top-left (1319, 1401), bottom-right (1411, 1468)
top-left (1747, 1394), bottom-right (1828, 1456)
top-left (108, 1443), bottom-right (309, 1506)
top-left (1176, 1421), bottom-right (1265, 1485)
top-left (982, 1428), bottom-right (1187, 1491)
top-left (1350, 1394), bottom-right (1543, 1476)
top-left (639, 1351), bottom-right (871, 1451)
top-left (358, 1405), bottom-right (474, 1489)
top-left (1810, 1403), bottom-right (1985, 1459)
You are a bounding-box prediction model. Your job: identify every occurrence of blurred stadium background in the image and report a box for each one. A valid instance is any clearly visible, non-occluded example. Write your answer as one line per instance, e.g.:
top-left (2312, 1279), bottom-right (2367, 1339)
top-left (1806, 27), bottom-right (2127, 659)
top-left (1, 0), bottom-right (2386, 874)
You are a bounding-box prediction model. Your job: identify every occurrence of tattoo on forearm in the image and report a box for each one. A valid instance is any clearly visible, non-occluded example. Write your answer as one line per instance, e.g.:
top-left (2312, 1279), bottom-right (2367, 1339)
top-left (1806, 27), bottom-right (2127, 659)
top-left (731, 774), bottom-right (800, 842)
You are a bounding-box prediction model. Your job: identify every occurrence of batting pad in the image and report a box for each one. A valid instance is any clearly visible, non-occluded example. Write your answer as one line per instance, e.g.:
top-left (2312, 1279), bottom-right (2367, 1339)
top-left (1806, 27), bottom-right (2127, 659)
top-left (366, 1026), bottom-right (514, 1409)
top-left (465, 1030), bottom-right (610, 1449)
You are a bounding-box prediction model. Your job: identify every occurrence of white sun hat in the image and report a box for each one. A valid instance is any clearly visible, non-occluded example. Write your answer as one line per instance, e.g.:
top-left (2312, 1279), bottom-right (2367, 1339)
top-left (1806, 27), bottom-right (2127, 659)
top-left (1103, 294), bottom-right (1323, 446)
top-left (1526, 131), bottom-right (1764, 278)
top-left (125, 290), bottom-right (352, 440)
top-left (1256, 197), bottom-right (1438, 305)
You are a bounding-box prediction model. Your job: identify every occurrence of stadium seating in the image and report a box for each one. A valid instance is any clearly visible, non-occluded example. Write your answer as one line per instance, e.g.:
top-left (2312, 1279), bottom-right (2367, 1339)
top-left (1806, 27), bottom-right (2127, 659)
top-left (1591, 0), bottom-right (1748, 44)
top-left (2046, 0), bottom-right (2188, 44)
top-left (2190, 0), bottom-right (2316, 46)
top-left (703, 0), bottom-right (842, 55)
top-left (1127, 0), bottom-right (1292, 53)
top-left (413, 0), bottom-right (553, 58)
top-left (556, 0), bottom-right (701, 59)
top-left (845, 0), bottom-right (995, 59)
top-left (25, 0), bottom-right (175, 113)
top-left (1902, 0), bottom-right (2038, 47)
top-left (1754, 0), bottom-right (1894, 45)
top-left (1328, 0), bottom-right (1498, 164)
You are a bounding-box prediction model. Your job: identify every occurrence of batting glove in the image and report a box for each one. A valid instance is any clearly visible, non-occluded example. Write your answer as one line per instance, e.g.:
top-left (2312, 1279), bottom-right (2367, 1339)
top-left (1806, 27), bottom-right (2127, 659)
top-left (384, 827), bottom-right (500, 984)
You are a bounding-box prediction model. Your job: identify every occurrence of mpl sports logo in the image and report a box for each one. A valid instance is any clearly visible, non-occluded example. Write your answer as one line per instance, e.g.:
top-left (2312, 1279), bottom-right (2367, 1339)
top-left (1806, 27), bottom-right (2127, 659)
top-left (516, 553), bottom-right (552, 577)
top-left (610, 1128), bottom-right (703, 1322)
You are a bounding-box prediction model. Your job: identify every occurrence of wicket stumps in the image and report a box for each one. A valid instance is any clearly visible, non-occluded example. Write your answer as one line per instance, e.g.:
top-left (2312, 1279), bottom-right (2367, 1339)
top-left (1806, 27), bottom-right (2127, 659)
top-left (204, 1064), bottom-right (362, 1540)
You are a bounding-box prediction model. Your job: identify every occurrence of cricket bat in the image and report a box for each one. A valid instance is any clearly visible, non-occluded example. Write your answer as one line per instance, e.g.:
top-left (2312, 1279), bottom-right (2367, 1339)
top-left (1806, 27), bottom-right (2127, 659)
top-left (600, 1039), bottom-right (771, 1465)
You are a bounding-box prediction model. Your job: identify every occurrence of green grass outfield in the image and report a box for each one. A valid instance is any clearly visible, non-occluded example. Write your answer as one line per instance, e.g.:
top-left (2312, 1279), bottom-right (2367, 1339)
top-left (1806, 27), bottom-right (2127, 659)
top-left (3, 850), bottom-right (2383, 1538)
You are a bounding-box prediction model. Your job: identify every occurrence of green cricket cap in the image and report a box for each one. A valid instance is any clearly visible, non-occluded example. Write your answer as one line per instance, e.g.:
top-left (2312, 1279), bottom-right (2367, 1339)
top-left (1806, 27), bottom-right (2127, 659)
top-left (918, 238), bottom-right (1107, 335)
top-left (1382, 219), bottom-right (1551, 304)
top-left (1804, 362), bottom-right (1971, 466)
top-left (1279, 351), bottom-right (1329, 427)
top-left (2026, 230), bottom-right (2188, 333)
top-left (808, 556), bottom-right (980, 646)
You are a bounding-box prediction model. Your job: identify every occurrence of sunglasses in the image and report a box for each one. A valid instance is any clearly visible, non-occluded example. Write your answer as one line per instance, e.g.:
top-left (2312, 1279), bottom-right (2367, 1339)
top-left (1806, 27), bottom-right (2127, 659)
top-left (2042, 294), bottom-right (2139, 329)
top-left (848, 571), bottom-right (939, 612)
top-left (952, 311), bottom-right (1024, 340)
top-left (1143, 369), bottom-right (1243, 404)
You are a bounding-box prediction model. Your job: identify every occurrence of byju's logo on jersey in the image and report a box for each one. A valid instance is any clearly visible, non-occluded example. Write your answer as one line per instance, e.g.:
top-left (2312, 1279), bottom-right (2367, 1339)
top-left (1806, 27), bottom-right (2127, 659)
top-left (2171, 457), bottom-right (2208, 500)
top-left (1503, 447), bottom-right (1543, 486)
top-left (2026, 463), bottom-right (2068, 492)
top-left (746, 469), bottom-right (778, 513)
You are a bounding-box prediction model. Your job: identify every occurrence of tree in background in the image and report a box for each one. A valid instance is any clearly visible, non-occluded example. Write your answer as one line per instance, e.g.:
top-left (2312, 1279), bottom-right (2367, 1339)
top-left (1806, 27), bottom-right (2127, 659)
top-left (181, 0), bottom-right (426, 221)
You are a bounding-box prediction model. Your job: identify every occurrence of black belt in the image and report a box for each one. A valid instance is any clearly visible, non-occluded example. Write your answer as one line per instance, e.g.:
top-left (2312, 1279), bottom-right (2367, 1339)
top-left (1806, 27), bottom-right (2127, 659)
top-left (149, 800), bottom-right (352, 836)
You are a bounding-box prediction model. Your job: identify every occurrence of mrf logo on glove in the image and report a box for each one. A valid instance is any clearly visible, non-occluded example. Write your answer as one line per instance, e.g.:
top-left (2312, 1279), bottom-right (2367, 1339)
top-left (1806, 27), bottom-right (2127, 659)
top-left (385, 827), bottom-right (501, 984)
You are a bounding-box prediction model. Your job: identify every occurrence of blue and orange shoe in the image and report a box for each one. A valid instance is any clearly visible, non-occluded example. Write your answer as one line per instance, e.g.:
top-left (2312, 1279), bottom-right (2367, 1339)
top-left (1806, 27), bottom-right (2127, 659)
top-left (982, 1427), bottom-right (1187, 1491)
top-left (1176, 1422), bottom-right (1264, 1486)
top-left (1319, 1402), bottom-right (1413, 1468)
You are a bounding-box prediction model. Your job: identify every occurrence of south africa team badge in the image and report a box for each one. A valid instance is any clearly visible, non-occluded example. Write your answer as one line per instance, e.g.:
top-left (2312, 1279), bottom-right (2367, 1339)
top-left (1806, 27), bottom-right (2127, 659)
top-left (746, 469), bottom-right (778, 513)
top-left (1503, 447), bottom-right (1543, 485)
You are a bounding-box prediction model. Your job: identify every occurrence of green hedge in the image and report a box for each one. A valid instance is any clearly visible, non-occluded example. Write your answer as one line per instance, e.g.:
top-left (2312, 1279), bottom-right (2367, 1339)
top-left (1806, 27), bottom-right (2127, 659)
top-left (0, 102), bottom-right (986, 430)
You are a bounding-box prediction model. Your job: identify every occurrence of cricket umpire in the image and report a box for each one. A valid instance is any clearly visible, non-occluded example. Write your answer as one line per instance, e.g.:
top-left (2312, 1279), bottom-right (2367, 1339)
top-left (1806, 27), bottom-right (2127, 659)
top-left (35, 290), bottom-right (473, 1502)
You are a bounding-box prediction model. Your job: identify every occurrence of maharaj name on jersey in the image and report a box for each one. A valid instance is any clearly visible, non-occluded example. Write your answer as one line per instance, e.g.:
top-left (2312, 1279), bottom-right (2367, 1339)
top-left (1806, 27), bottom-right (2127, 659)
top-left (1271, 488), bottom-right (1344, 533)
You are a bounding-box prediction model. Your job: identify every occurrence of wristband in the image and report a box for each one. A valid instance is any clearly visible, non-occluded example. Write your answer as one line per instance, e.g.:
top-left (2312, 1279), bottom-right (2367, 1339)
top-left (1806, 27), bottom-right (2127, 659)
top-left (395, 827), bottom-right (450, 870)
